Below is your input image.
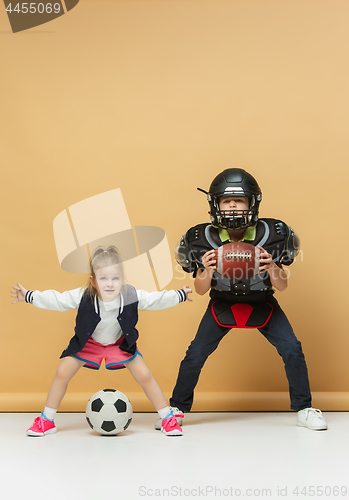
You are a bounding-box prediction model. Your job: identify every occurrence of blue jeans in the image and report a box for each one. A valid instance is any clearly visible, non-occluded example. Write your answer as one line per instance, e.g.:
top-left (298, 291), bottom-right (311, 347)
top-left (170, 296), bottom-right (312, 412)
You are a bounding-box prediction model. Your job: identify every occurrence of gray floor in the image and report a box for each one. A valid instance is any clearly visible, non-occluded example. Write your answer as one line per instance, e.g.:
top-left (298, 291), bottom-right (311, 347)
top-left (0, 412), bottom-right (348, 500)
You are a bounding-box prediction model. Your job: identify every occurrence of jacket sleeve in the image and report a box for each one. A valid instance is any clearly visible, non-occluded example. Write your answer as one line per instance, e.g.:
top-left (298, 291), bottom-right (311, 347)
top-left (25, 288), bottom-right (84, 311)
top-left (136, 289), bottom-right (186, 311)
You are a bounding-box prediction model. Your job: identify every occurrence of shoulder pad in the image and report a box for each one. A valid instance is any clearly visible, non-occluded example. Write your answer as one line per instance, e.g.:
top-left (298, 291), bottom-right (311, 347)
top-left (277, 222), bottom-right (300, 265)
top-left (275, 221), bottom-right (288, 237)
top-left (175, 231), bottom-right (198, 273)
top-left (187, 225), bottom-right (204, 243)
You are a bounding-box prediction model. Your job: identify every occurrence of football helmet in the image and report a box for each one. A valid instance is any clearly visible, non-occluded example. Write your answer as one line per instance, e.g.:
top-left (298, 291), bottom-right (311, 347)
top-left (198, 169), bottom-right (262, 230)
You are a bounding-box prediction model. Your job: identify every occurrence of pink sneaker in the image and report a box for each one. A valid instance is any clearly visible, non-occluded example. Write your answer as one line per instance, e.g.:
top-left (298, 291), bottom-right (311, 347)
top-left (26, 412), bottom-right (57, 437)
top-left (161, 413), bottom-right (183, 436)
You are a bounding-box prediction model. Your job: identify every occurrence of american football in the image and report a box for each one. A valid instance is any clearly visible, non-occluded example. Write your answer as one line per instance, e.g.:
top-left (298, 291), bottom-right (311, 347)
top-left (214, 242), bottom-right (260, 279)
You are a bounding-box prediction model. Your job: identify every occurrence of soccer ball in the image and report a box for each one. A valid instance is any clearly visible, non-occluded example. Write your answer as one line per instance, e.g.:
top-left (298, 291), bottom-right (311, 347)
top-left (86, 389), bottom-right (133, 436)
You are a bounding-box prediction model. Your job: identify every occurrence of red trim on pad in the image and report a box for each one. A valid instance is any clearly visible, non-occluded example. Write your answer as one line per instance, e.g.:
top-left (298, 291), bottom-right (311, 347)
top-left (211, 302), bottom-right (273, 328)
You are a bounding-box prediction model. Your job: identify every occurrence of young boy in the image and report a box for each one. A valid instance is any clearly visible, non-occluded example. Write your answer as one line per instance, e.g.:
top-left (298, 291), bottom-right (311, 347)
top-left (156, 168), bottom-right (327, 431)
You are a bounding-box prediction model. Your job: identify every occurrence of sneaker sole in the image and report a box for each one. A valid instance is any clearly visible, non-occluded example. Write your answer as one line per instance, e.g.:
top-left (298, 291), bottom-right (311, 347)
top-left (297, 422), bottom-right (327, 431)
top-left (161, 429), bottom-right (183, 436)
top-left (26, 427), bottom-right (57, 437)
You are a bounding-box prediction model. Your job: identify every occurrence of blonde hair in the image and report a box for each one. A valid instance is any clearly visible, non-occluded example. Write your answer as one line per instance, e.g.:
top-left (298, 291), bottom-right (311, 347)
top-left (86, 246), bottom-right (126, 299)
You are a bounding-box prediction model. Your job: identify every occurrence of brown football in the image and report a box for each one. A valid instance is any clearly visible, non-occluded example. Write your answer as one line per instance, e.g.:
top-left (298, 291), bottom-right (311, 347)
top-left (214, 242), bottom-right (260, 280)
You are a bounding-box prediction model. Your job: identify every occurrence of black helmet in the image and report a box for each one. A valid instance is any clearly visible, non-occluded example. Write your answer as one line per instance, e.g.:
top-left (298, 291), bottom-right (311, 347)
top-left (198, 168), bottom-right (262, 230)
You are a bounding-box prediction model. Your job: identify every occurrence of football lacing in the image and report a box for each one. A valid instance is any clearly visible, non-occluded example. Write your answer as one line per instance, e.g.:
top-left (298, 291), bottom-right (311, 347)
top-left (224, 251), bottom-right (252, 260)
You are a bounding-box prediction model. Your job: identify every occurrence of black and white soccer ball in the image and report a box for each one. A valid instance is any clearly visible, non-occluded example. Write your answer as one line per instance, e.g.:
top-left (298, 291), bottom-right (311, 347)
top-left (86, 389), bottom-right (133, 436)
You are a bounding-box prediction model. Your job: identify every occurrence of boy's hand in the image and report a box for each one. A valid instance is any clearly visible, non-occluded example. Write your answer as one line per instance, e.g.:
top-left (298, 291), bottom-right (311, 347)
top-left (201, 249), bottom-right (217, 271)
top-left (257, 246), bottom-right (288, 291)
top-left (257, 246), bottom-right (274, 273)
top-left (194, 250), bottom-right (217, 296)
top-left (11, 283), bottom-right (27, 304)
top-left (182, 285), bottom-right (193, 302)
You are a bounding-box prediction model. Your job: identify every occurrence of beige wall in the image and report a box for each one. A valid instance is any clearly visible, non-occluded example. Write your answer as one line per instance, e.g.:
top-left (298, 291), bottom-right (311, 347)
top-left (1, 0), bottom-right (348, 412)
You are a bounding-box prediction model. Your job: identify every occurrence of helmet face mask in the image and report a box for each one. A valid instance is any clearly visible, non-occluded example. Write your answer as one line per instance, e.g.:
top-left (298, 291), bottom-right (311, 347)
top-left (200, 169), bottom-right (262, 230)
top-left (212, 204), bottom-right (255, 231)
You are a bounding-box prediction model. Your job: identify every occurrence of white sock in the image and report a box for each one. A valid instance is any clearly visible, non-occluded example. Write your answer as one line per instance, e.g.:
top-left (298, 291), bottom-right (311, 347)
top-left (43, 406), bottom-right (57, 422)
top-left (157, 406), bottom-right (171, 420)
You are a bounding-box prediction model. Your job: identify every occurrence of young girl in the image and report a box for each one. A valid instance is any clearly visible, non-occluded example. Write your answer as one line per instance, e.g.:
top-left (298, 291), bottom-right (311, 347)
top-left (11, 246), bottom-right (192, 437)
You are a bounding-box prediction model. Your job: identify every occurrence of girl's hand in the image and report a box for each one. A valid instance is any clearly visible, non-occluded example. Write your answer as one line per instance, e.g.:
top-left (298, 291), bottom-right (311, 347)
top-left (182, 285), bottom-right (193, 302)
top-left (11, 283), bottom-right (27, 304)
top-left (258, 246), bottom-right (274, 273)
top-left (201, 250), bottom-right (217, 271)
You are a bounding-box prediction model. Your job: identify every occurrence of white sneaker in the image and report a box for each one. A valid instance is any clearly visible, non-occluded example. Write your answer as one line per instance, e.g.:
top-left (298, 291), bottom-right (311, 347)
top-left (155, 407), bottom-right (184, 430)
top-left (297, 408), bottom-right (327, 430)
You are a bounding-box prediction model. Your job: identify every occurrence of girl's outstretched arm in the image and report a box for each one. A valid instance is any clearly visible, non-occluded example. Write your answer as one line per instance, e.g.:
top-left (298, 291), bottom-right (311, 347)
top-left (11, 284), bottom-right (83, 310)
top-left (11, 283), bottom-right (27, 304)
top-left (182, 285), bottom-right (193, 302)
top-left (137, 285), bottom-right (193, 311)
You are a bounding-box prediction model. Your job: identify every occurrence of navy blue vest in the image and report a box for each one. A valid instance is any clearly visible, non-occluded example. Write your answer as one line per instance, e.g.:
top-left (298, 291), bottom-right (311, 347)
top-left (60, 285), bottom-right (139, 358)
